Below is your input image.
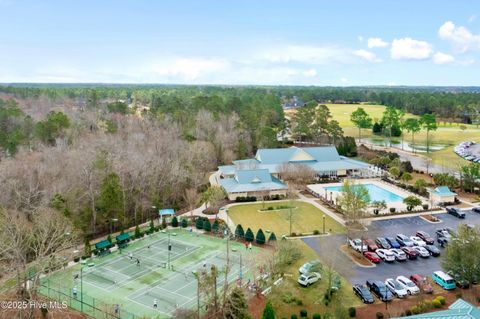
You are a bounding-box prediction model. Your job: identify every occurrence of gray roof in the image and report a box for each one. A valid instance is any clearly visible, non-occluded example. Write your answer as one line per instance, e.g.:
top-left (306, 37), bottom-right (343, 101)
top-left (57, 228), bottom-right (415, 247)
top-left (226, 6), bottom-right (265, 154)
top-left (219, 169), bottom-right (287, 193)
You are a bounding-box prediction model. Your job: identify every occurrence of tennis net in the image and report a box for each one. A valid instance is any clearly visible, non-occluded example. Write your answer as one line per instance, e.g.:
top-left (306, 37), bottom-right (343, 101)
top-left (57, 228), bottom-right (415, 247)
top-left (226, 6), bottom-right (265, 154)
top-left (84, 270), bottom-right (116, 285)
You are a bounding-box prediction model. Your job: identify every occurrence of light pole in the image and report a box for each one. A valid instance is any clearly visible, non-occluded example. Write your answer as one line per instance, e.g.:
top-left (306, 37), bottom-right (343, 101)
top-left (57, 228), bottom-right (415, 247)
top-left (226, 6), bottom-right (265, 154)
top-left (322, 214), bottom-right (326, 234)
top-left (151, 206), bottom-right (157, 224)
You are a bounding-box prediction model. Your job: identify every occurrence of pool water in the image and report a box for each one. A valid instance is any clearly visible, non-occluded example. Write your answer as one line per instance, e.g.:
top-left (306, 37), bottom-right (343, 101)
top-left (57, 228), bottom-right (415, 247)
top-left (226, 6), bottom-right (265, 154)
top-left (325, 184), bottom-right (405, 202)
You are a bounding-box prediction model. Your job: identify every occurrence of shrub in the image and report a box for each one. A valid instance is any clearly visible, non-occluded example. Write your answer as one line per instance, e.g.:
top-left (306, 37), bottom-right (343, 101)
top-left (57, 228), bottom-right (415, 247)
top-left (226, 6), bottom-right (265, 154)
top-left (389, 207), bottom-right (396, 213)
top-left (203, 219), bottom-right (212, 232)
top-left (312, 314), bottom-right (321, 319)
top-left (348, 307), bottom-right (356, 317)
top-left (181, 218), bottom-right (188, 228)
top-left (291, 315), bottom-right (298, 319)
top-left (313, 230), bottom-right (320, 235)
top-left (212, 219), bottom-right (220, 233)
top-left (376, 312), bottom-right (384, 319)
top-left (134, 225), bottom-right (141, 238)
top-left (262, 301), bottom-right (275, 319)
top-left (411, 306), bottom-right (420, 315)
top-left (235, 224), bottom-right (245, 239)
top-left (295, 299), bottom-right (303, 306)
top-left (405, 309), bottom-right (412, 316)
top-left (161, 217), bottom-right (167, 229)
top-left (299, 310), bottom-right (307, 318)
top-left (196, 218), bottom-right (204, 229)
top-left (149, 219), bottom-right (155, 232)
top-left (436, 296), bottom-right (445, 305)
top-left (422, 204), bottom-right (429, 210)
top-left (432, 299), bottom-right (441, 308)
top-left (256, 229), bottom-right (266, 245)
top-left (269, 232), bottom-right (277, 242)
top-left (171, 216), bottom-right (178, 227)
top-left (73, 256), bottom-right (80, 263)
top-left (245, 228), bottom-right (255, 242)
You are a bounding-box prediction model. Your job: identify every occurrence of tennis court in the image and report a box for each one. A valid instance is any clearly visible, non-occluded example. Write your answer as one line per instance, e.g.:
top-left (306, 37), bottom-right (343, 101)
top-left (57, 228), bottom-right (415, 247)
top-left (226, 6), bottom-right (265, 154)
top-left (40, 229), bottom-right (257, 318)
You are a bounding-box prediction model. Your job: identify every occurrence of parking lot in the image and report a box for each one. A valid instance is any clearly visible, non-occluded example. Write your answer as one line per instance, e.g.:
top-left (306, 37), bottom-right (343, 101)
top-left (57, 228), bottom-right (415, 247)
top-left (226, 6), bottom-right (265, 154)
top-left (303, 209), bottom-right (480, 285)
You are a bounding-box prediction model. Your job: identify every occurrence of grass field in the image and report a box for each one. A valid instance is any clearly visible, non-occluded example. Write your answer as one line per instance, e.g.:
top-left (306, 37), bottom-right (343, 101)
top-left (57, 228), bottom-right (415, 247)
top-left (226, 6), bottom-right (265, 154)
top-left (228, 200), bottom-right (345, 237)
top-left (285, 103), bottom-right (480, 168)
top-left (39, 230), bottom-right (257, 319)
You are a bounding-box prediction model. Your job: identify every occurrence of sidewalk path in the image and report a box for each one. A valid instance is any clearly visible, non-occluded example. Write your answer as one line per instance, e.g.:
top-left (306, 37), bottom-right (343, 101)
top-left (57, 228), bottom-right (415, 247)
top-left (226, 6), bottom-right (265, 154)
top-left (297, 193), bottom-right (346, 226)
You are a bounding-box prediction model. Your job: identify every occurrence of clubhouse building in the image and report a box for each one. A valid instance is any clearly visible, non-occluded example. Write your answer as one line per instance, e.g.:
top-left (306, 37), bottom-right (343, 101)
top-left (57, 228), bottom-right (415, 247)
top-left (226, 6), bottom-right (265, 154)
top-left (218, 146), bottom-right (370, 200)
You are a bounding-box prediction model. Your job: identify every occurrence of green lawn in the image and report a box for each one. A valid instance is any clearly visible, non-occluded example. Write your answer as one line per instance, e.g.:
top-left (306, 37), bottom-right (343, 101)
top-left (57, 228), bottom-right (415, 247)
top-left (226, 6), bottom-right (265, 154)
top-left (286, 103), bottom-right (480, 169)
top-left (228, 200), bottom-right (345, 237)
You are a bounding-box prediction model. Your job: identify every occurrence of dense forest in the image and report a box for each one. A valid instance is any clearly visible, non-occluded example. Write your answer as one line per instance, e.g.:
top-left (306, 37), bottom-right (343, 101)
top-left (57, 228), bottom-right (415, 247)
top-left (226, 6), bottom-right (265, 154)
top-left (0, 84), bottom-right (479, 238)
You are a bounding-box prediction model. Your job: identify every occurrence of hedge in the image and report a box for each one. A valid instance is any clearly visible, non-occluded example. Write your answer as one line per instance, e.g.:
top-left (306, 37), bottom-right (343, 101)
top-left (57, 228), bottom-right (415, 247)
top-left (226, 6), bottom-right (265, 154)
top-left (245, 228), bottom-right (254, 242)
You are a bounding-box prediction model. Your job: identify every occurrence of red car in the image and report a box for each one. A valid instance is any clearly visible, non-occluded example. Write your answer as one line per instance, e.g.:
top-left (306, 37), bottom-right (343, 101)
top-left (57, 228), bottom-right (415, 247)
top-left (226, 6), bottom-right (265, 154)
top-left (363, 251), bottom-right (381, 263)
top-left (401, 247), bottom-right (419, 259)
top-left (416, 231), bottom-right (434, 245)
top-left (365, 239), bottom-right (378, 252)
top-left (410, 274), bottom-right (433, 294)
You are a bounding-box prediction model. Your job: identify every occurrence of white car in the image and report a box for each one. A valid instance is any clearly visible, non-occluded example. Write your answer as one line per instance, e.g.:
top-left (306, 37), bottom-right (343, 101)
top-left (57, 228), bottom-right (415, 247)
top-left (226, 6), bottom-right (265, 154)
top-left (410, 236), bottom-right (427, 247)
top-left (385, 278), bottom-right (408, 298)
top-left (390, 248), bottom-right (407, 261)
top-left (376, 249), bottom-right (395, 262)
top-left (396, 276), bottom-right (420, 295)
top-left (298, 260), bottom-right (322, 274)
top-left (349, 238), bottom-right (367, 252)
top-left (412, 246), bottom-right (430, 258)
top-left (297, 272), bottom-right (321, 286)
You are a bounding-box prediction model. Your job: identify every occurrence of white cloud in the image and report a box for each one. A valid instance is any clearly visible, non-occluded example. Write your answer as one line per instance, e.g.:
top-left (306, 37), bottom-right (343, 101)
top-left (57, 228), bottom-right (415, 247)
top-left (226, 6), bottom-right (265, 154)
top-left (261, 45), bottom-right (350, 64)
top-left (432, 52), bottom-right (455, 65)
top-left (353, 49), bottom-right (381, 62)
top-left (152, 58), bottom-right (229, 80)
top-left (438, 21), bottom-right (480, 52)
top-left (367, 37), bottom-right (389, 48)
top-left (302, 68), bottom-right (317, 77)
top-left (390, 38), bottom-right (433, 60)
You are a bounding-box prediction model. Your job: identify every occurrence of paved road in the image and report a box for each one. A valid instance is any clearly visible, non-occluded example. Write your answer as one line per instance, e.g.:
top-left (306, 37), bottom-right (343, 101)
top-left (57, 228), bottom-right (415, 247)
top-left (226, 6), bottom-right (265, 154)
top-left (303, 209), bottom-right (480, 285)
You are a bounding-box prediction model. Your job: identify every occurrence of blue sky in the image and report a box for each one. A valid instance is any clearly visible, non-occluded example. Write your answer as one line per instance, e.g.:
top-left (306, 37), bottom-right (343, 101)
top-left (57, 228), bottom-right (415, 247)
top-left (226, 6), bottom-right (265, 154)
top-left (0, 0), bottom-right (479, 85)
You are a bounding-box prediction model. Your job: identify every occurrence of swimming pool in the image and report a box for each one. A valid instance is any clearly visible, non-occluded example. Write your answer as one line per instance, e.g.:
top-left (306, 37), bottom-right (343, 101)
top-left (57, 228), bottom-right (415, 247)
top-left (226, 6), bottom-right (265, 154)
top-left (324, 184), bottom-right (405, 202)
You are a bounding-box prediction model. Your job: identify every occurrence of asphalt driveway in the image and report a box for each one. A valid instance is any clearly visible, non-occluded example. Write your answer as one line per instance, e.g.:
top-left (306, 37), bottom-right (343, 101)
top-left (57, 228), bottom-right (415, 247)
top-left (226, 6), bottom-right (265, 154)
top-left (303, 209), bottom-right (480, 285)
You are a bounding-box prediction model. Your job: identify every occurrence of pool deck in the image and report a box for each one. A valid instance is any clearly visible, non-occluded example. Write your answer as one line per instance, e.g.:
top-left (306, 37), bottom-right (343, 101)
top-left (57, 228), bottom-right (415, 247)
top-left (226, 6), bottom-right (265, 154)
top-left (307, 179), bottom-right (428, 215)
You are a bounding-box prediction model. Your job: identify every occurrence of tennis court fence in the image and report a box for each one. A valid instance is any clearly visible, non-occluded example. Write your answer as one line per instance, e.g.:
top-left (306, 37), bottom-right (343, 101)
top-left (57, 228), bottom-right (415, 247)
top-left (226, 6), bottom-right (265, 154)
top-left (39, 280), bottom-right (140, 319)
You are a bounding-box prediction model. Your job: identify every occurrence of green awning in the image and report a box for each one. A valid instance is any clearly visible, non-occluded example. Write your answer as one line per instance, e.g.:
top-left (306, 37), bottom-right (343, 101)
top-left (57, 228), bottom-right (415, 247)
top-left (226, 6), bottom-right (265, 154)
top-left (95, 240), bottom-right (111, 250)
top-left (116, 233), bottom-right (130, 242)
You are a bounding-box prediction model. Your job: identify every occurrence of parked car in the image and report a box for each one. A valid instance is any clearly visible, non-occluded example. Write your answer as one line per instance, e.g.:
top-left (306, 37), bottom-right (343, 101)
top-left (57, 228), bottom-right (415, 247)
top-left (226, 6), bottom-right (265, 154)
top-left (349, 238), bottom-right (367, 252)
top-left (385, 278), bottom-right (408, 298)
top-left (390, 248), bottom-right (407, 261)
top-left (298, 272), bottom-right (321, 286)
top-left (353, 284), bottom-right (374, 304)
top-left (446, 207), bottom-right (466, 219)
top-left (375, 237), bottom-right (391, 249)
top-left (401, 246), bottom-right (419, 259)
top-left (365, 238), bottom-right (378, 252)
top-left (472, 207), bottom-right (480, 213)
top-left (432, 271), bottom-right (456, 290)
top-left (410, 236), bottom-right (427, 247)
top-left (376, 249), bottom-right (395, 262)
top-left (410, 274), bottom-right (433, 294)
top-left (437, 236), bottom-right (450, 247)
top-left (425, 244), bottom-right (441, 256)
top-left (412, 246), bottom-right (430, 258)
top-left (366, 280), bottom-right (394, 301)
top-left (447, 271), bottom-right (469, 289)
top-left (396, 276), bottom-right (420, 295)
top-left (363, 251), bottom-right (381, 263)
top-left (299, 260), bottom-right (322, 274)
top-left (386, 237), bottom-right (401, 249)
top-left (436, 229), bottom-right (452, 239)
top-left (396, 234), bottom-right (414, 247)
top-left (416, 231), bottom-right (434, 244)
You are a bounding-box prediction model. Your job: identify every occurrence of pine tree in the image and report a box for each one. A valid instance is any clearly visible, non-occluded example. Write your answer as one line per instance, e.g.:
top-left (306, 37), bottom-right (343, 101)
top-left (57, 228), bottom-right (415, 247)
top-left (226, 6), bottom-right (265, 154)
top-left (203, 219), bottom-right (212, 232)
top-left (256, 229), bottom-right (266, 245)
top-left (212, 219), bottom-right (219, 233)
top-left (171, 216), bottom-right (178, 227)
top-left (134, 225), bottom-right (141, 238)
top-left (196, 217), bottom-right (204, 229)
top-left (149, 219), bottom-right (154, 232)
top-left (181, 218), bottom-right (188, 228)
top-left (224, 287), bottom-right (250, 319)
top-left (235, 224), bottom-right (245, 239)
top-left (84, 238), bottom-right (91, 257)
top-left (262, 301), bottom-right (276, 319)
top-left (269, 232), bottom-right (277, 242)
top-left (161, 217), bottom-right (167, 229)
top-left (245, 228), bottom-right (254, 242)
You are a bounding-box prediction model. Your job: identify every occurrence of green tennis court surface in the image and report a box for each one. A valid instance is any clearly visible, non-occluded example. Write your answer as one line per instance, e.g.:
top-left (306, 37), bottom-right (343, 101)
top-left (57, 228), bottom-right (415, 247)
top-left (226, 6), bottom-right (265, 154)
top-left (39, 230), bottom-right (256, 318)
